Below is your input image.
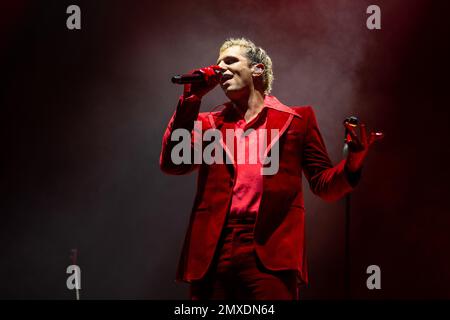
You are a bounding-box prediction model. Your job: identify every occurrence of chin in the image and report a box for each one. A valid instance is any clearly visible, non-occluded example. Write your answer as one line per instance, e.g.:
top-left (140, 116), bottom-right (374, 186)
top-left (224, 87), bottom-right (245, 101)
top-left (224, 90), bottom-right (239, 101)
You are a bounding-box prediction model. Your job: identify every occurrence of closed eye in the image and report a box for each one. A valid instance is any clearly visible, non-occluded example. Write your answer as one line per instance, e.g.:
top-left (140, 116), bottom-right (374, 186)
top-left (224, 57), bottom-right (238, 64)
top-left (217, 56), bottom-right (239, 65)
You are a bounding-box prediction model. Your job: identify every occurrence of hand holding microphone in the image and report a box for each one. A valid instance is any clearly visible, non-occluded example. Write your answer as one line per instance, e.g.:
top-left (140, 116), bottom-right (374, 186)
top-left (343, 116), bottom-right (384, 172)
top-left (172, 65), bottom-right (224, 99)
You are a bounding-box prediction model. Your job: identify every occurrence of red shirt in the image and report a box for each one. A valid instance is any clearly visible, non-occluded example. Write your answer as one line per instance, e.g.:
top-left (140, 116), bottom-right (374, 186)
top-left (228, 105), bottom-right (268, 219)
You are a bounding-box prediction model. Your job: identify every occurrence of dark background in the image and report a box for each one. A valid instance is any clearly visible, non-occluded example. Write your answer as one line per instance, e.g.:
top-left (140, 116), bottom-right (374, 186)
top-left (1, 0), bottom-right (448, 299)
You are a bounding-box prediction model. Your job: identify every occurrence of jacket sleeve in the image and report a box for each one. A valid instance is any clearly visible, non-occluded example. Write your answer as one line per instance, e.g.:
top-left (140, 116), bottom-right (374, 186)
top-left (159, 94), bottom-right (203, 175)
top-left (301, 106), bottom-right (361, 202)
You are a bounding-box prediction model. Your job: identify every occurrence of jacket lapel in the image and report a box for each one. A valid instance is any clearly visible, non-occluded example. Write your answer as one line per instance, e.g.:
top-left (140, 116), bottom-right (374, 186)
top-left (262, 108), bottom-right (293, 162)
top-left (207, 108), bottom-right (237, 174)
top-left (262, 96), bottom-right (302, 161)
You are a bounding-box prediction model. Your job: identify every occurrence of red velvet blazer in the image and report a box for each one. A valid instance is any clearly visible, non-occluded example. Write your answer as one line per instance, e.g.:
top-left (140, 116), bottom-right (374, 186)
top-left (160, 95), bottom-right (357, 284)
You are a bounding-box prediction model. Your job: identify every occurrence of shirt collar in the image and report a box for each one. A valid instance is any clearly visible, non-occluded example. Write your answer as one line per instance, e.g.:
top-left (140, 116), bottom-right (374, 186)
top-left (225, 95), bottom-right (301, 119)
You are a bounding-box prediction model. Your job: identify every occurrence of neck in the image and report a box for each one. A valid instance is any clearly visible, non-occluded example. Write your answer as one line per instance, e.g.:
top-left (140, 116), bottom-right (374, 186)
top-left (232, 89), bottom-right (265, 122)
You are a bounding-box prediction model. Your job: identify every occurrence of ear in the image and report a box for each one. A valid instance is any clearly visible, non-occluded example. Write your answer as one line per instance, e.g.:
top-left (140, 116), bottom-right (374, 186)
top-left (252, 63), bottom-right (265, 77)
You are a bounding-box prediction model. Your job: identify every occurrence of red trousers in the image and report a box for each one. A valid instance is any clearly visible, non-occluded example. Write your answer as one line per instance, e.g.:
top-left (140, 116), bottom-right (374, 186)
top-left (189, 218), bottom-right (299, 300)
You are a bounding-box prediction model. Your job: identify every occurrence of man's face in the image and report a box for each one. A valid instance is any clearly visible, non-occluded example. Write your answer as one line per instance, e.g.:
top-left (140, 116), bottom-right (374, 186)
top-left (216, 46), bottom-right (255, 99)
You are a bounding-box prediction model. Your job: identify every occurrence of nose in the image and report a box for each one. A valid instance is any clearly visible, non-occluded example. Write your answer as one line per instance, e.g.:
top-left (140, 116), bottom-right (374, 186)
top-left (218, 61), bottom-right (227, 70)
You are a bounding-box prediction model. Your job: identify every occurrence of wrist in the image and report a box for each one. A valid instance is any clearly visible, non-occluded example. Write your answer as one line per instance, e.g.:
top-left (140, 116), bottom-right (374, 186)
top-left (183, 91), bottom-right (203, 100)
top-left (345, 162), bottom-right (361, 173)
top-left (344, 162), bottom-right (362, 187)
top-left (182, 93), bottom-right (202, 103)
top-left (345, 151), bottom-right (365, 173)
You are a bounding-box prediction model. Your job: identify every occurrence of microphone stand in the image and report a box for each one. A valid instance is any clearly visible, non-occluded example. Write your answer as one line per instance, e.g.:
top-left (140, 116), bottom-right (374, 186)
top-left (343, 116), bottom-right (358, 300)
top-left (344, 192), bottom-right (351, 299)
top-left (70, 248), bottom-right (80, 300)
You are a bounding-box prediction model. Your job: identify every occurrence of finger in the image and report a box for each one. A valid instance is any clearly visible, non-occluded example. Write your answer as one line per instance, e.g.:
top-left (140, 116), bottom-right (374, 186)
top-left (344, 122), bottom-right (360, 144)
top-left (212, 65), bottom-right (226, 73)
top-left (347, 140), bottom-right (361, 152)
top-left (359, 123), bottom-right (368, 145)
top-left (368, 131), bottom-right (384, 145)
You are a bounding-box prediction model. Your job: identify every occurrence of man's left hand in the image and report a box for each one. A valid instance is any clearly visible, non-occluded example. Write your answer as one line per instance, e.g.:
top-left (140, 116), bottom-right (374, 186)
top-left (344, 121), bottom-right (384, 172)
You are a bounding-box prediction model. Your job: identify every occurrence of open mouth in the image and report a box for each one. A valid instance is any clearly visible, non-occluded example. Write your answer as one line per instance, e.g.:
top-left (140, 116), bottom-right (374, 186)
top-left (220, 74), bottom-right (233, 84)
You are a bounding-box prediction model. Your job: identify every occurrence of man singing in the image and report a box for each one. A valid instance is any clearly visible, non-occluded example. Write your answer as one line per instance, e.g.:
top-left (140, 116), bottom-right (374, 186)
top-left (160, 38), bottom-right (382, 300)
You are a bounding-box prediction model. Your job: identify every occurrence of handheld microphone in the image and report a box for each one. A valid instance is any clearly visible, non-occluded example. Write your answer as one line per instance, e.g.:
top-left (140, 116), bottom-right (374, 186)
top-left (343, 116), bottom-right (359, 157)
top-left (171, 67), bottom-right (223, 84)
top-left (171, 73), bottom-right (205, 84)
